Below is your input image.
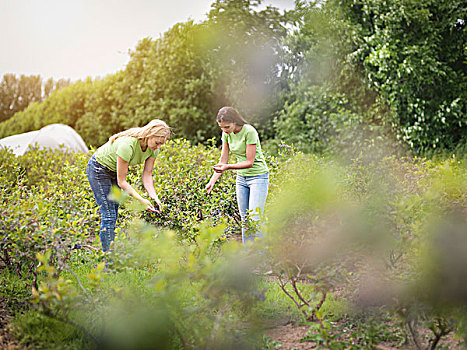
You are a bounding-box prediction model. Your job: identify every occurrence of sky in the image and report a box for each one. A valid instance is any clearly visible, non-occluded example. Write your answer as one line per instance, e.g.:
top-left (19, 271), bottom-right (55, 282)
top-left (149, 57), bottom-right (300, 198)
top-left (0, 0), bottom-right (295, 81)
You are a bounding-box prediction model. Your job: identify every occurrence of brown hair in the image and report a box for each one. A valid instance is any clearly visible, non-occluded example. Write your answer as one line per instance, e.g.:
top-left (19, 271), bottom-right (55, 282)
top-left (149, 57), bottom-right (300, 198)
top-left (216, 106), bottom-right (248, 126)
top-left (109, 119), bottom-right (170, 144)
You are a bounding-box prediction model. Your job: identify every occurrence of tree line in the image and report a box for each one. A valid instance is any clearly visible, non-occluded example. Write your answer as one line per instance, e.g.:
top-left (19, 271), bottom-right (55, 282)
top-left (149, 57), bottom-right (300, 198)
top-left (0, 0), bottom-right (465, 155)
top-left (0, 74), bottom-right (70, 123)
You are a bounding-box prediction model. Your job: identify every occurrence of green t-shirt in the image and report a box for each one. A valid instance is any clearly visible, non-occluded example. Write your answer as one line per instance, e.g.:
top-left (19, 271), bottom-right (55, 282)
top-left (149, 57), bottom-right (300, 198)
top-left (222, 124), bottom-right (268, 177)
top-left (94, 136), bottom-right (159, 172)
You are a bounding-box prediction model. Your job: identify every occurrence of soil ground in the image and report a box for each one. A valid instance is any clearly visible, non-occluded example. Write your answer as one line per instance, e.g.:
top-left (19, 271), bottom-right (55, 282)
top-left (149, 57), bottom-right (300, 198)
top-left (0, 296), bottom-right (463, 350)
top-left (0, 298), bottom-right (24, 350)
top-left (263, 319), bottom-right (463, 350)
top-left (264, 322), bottom-right (317, 349)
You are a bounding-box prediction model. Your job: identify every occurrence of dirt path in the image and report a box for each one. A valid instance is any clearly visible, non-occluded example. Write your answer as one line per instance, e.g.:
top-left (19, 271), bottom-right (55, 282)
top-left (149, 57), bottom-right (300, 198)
top-left (264, 322), bottom-right (318, 349)
top-left (0, 298), bottom-right (24, 350)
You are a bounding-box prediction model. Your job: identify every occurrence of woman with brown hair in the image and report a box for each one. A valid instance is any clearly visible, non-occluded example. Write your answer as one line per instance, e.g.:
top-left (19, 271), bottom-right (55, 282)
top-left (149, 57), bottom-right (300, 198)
top-left (206, 107), bottom-right (269, 244)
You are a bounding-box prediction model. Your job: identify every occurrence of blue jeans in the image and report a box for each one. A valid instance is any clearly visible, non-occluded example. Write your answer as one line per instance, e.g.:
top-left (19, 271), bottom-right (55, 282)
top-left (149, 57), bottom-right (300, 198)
top-left (86, 155), bottom-right (120, 252)
top-left (236, 172), bottom-right (269, 245)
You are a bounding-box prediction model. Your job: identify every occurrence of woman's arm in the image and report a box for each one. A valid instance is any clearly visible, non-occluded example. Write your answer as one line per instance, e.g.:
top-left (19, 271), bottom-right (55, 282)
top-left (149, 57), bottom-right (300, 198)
top-left (213, 143), bottom-right (256, 173)
top-left (142, 157), bottom-right (162, 211)
top-left (205, 142), bottom-right (230, 194)
top-left (116, 156), bottom-right (157, 212)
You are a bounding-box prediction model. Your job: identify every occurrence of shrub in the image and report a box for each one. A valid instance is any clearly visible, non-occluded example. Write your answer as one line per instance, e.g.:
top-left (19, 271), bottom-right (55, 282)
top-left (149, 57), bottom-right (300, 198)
top-left (137, 138), bottom-right (240, 240)
top-left (0, 147), bottom-right (100, 286)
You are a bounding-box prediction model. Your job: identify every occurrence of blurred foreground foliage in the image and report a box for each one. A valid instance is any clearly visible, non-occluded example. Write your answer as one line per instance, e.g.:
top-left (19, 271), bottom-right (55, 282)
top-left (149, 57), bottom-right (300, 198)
top-left (264, 152), bottom-right (466, 348)
top-left (1, 141), bottom-right (466, 349)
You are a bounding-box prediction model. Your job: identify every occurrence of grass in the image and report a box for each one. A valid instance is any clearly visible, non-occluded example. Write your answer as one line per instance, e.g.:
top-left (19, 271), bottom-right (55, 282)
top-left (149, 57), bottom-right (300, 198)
top-left (0, 268), bottom-right (32, 310)
top-left (10, 311), bottom-right (93, 350)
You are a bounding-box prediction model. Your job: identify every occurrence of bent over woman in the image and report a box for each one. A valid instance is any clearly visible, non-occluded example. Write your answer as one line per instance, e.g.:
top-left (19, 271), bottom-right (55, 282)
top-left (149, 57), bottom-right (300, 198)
top-left (205, 107), bottom-right (269, 244)
top-left (87, 119), bottom-right (170, 251)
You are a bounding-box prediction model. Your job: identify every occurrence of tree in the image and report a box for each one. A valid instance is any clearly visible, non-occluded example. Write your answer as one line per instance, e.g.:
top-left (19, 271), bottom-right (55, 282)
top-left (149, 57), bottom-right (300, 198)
top-left (0, 74), bottom-right (41, 122)
top-left (202, 0), bottom-right (292, 137)
top-left (331, 0), bottom-right (467, 152)
top-left (272, 0), bottom-right (384, 156)
top-left (115, 22), bottom-right (219, 144)
top-left (0, 74), bottom-right (70, 123)
top-left (0, 1), bottom-right (292, 146)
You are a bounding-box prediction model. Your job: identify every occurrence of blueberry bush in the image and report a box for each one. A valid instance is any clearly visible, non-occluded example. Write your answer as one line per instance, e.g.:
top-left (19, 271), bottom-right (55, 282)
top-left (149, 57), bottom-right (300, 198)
top-left (1, 141), bottom-right (466, 349)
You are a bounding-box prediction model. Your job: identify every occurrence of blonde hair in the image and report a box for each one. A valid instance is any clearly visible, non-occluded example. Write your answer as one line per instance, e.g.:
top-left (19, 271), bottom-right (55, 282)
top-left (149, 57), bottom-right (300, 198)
top-left (109, 119), bottom-right (171, 144)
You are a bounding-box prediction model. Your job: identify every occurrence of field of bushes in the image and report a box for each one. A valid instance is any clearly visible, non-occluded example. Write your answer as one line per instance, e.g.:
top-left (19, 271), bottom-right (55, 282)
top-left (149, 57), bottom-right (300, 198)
top-left (0, 141), bottom-right (465, 349)
top-left (1, 0), bottom-right (465, 348)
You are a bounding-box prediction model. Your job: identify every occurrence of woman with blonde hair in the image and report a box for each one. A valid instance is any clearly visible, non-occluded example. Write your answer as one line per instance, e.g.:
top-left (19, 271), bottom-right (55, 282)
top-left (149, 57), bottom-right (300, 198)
top-left (87, 119), bottom-right (170, 252)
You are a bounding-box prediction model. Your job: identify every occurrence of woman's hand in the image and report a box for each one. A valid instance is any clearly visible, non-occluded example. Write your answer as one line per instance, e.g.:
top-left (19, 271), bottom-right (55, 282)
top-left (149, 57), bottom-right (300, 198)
top-left (154, 197), bottom-right (163, 212)
top-left (205, 181), bottom-right (215, 194)
top-left (213, 163), bottom-right (229, 173)
top-left (141, 198), bottom-right (158, 213)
